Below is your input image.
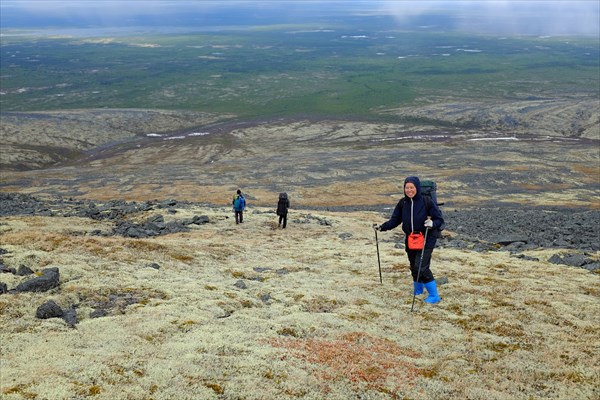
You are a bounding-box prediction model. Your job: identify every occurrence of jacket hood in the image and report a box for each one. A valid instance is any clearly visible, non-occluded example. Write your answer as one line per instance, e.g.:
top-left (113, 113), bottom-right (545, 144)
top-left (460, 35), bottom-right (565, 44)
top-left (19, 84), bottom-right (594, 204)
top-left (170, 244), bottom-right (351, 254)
top-left (404, 176), bottom-right (422, 198)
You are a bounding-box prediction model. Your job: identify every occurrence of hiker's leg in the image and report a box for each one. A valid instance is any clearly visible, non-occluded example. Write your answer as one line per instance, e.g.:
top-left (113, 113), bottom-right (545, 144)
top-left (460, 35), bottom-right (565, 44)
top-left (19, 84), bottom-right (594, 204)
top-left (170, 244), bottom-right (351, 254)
top-left (235, 211), bottom-right (240, 224)
top-left (406, 249), bottom-right (418, 279)
top-left (278, 215), bottom-right (283, 226)
top-left (239, 211), bottom-right (243, 223)
top-left (282, 214), bottom-right (287, 228)
top-left (418, 248), bottom-right (435, 283)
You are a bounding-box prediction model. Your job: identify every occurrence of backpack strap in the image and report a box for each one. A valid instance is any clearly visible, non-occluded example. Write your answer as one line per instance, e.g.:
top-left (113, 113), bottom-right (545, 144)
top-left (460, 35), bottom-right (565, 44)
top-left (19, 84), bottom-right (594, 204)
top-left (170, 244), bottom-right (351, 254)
top-left (423, 196), bottom-right (432, 213)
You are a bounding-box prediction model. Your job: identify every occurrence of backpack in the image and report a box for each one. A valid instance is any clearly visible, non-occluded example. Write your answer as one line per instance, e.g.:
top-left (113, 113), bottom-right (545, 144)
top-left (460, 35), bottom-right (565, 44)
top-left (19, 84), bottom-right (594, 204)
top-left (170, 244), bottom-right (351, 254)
top-left (277, 193), bottom-right (289, 216)
top-left (233, 195), bottom-right (244, 211)
top-left (420, 180), bottom-right (443, 206)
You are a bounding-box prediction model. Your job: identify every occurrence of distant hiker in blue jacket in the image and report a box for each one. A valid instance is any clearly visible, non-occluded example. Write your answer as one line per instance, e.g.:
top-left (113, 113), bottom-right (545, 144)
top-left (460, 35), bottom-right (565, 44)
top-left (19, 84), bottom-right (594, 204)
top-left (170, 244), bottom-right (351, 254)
top-left (374, 176), bottom-right (444, 304)
top-left (232, 189), bottom-right (246, 224)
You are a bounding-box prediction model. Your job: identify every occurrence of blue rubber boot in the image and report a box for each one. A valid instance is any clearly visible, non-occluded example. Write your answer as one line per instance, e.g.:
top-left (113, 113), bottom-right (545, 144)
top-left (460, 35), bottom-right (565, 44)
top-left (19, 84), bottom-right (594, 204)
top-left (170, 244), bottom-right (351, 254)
top-left (413, 281), bottom-right (424, 295)
top-left (424, 280), bottom-right (441, 304)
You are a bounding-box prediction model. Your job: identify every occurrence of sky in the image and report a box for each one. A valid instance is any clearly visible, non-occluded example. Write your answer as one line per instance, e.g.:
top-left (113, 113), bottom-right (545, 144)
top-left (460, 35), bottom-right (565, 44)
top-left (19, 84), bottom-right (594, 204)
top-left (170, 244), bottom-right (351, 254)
top-left (1, 1), bottom-right (599, 36)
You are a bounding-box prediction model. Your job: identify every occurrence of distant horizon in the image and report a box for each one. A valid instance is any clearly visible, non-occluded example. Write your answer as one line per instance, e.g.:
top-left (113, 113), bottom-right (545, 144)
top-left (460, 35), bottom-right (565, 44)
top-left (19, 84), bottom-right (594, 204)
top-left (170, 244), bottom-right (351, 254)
top-left (1, 0), bottom-right (599, 37)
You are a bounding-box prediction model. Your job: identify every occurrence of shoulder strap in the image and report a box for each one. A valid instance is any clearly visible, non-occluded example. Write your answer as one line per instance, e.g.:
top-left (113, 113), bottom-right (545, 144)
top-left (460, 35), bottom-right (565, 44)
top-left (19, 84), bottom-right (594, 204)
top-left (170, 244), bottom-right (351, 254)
top-left (423, 195), bottom-right (432, 211)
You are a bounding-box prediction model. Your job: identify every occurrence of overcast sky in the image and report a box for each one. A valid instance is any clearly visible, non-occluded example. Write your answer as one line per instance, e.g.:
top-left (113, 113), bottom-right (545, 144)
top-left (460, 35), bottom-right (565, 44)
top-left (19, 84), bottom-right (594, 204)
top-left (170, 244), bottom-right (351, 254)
top-left (1, 1), bottom-right (599, 36)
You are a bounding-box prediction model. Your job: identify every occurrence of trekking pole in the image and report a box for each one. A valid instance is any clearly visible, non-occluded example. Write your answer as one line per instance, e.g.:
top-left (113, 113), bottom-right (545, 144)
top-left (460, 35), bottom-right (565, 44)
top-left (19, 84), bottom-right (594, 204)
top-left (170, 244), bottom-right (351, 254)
top-left (411, 227), bottom-right (429, 312)
top-left (373, 225), bottom-right (383, 283)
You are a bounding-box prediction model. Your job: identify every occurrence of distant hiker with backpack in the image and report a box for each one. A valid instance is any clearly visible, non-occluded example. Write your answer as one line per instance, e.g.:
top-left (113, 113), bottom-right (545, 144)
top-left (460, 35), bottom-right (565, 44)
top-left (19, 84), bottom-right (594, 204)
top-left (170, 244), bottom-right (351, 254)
top-left (232, 189), bottom-right (246, 224)
top-left (276, 192), bottom-right (290, 228)
top-left (374, 176), bottom-right (445, 304)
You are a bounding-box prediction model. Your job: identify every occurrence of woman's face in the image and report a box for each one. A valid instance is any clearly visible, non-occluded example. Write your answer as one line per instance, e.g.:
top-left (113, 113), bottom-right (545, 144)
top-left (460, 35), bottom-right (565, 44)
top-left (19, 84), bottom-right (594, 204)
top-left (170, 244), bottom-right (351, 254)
top-left (404, 182), bottom-right (417, 198)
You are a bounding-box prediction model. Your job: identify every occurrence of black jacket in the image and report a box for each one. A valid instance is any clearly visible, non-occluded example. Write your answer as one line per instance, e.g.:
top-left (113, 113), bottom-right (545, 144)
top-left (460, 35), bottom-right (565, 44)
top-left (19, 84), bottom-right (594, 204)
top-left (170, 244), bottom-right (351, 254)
top-left (276, 193), bottom-right (290, 216)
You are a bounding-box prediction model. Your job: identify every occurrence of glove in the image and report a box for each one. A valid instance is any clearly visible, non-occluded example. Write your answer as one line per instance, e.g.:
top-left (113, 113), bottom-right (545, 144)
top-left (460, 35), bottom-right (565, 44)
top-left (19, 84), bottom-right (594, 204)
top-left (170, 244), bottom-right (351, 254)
top-left (372, 224), bottom-right (381, 231)
top-left (424, 219), bottom-right (433, 228)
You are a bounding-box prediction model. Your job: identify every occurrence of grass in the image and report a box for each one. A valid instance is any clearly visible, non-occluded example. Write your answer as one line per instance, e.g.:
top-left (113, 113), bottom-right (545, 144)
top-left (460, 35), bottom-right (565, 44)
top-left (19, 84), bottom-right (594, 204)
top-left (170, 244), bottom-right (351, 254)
top-left (0, 205), bottom-right (598, 399)
top-left (1, 29), bottom-right (598, 119)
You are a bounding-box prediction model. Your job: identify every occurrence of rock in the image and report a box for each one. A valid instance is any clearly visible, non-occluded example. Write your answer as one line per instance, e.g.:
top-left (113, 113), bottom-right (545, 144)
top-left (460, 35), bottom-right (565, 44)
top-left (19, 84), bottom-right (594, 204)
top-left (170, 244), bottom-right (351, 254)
top-left (0, 282), bottom-right (7, 294)
top-left (512, 254), bottom-right (540, 262)
top-left (1, 264), bottom-right (16, 274)
top-left (62, 306), bottom-right (78, 328)
top-left (17, 265), bottom-right (34, 276)
top-left (234, 280), bottom-right (247, 289)
top-left (437, 276), bottom-right (449, 285)
top-left (15, 267), bottom-right (60, 292)
top-left (260, 293), bottom-right (272, 303)
top-left (90, 309), bottom-right (108, 318)
top-left (36, 300), bottom-right (63, 319)
top-left (581, 262), bottom-right (600, 272)
top-left (191, 215), bottom-right (210, 225)
top-left (494, 237), bottom-right (529, 246)
top-left (338, 233), bottom-right (353, 240)
top-left (146, 263), bottom-right (161, 270)
top-left (548, 253), bottom-right (590, 267)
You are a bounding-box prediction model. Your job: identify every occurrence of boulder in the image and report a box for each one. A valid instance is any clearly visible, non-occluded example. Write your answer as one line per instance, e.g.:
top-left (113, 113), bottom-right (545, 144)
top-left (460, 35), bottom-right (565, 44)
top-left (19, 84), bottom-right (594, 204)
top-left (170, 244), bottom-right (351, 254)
top-left (36, 300), bottom-right (63, 319)
top-left (17, 265), bottom-right (34, 276)
top-left (15, 267), bottom-right (60, 292)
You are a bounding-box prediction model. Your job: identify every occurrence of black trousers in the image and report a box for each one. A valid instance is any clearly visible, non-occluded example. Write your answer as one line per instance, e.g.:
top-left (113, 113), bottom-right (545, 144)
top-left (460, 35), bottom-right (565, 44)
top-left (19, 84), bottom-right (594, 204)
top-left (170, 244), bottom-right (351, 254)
top-left (406, 247), bottom-right (434, 283)
top-left (235, 211), bottom-right (243, 224)
top-left (278, 213), bottom-right (287, 228)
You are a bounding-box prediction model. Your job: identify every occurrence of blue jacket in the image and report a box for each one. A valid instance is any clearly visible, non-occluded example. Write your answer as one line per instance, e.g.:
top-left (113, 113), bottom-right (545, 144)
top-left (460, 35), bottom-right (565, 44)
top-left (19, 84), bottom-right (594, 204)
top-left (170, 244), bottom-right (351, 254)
top-left (379, 177), bottom-right (444, 248)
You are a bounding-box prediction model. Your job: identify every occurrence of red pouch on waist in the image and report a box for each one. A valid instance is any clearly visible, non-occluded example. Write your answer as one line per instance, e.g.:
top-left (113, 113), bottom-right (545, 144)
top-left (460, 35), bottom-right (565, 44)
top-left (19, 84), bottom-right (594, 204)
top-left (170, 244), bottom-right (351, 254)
top-left (408, 232), bottom-right (425, 250)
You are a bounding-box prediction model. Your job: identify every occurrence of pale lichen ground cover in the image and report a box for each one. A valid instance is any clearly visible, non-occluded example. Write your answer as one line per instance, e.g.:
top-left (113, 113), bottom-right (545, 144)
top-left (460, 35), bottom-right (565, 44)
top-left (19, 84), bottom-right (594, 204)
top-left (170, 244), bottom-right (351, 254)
top-left (1, 207), bottom-right (598, 399)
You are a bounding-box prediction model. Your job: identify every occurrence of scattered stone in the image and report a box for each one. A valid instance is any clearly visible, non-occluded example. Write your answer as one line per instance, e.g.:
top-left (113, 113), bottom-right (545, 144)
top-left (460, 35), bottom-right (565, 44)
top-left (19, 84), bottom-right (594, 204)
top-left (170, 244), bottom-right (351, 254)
top-left (0, 282), bottom-right (7, 294)
top-left (260, 293), bottom-right (272, 303)
top-left (90, 309), bottom-right (108, 319)
top-left (62, 306), bottom-right (79, 328)
top-left (253, 267), bottom-right (271, 273)
top-left (512, 254), bottom-right (540, 262)
top-left (492, 237), bottom-right (529, 246)
top-left (216, 310), bottom-right (232, 319)
top-left (146, 263), bottom-right (161, 270)
top-left (338, 233), bottom-right (353, 240)
top-left (1, 264), bottom-right (17, 274)
top-left (0, 248), bottom-right (8, 255)
top-left (36, 300), bottom-right (63, 319)
top-left (17, 265), bottom-right (34, 276)
top-left (276, 268), bottom-right (290, 275)
top-left (437, 276), bottom-right (449, 285)
top-left (15, 267), bottom-right (60, 292)
top-left (234, 280), bottom-right (247, 289)
top-left (548, 253), bottom-right (591, 267)
top-left (190, 215), bottom-right (209, 225)
top-left (581, 262), bottom-right (600, 272)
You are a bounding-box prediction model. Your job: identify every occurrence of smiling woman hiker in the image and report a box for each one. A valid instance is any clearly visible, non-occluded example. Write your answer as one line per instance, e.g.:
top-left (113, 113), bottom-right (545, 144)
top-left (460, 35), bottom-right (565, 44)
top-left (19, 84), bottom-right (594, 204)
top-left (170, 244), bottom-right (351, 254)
top-left (374, 176), bottom-right (445, 304)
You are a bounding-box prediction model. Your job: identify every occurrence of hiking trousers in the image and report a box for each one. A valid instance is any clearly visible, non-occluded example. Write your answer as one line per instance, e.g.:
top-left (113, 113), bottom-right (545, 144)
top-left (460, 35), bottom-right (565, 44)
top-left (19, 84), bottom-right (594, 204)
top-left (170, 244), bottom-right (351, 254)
top-left (235, 211), bottom-right (243, 224)
top-left (278, 213), bottom-right (287, 228)
top-left (406, 247), bottom-right (434, 283)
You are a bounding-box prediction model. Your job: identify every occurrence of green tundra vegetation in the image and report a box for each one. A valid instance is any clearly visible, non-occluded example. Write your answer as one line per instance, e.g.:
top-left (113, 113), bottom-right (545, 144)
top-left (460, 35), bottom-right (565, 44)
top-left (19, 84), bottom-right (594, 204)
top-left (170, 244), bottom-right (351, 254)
top-left (1, 24), bottom-right (598, 119)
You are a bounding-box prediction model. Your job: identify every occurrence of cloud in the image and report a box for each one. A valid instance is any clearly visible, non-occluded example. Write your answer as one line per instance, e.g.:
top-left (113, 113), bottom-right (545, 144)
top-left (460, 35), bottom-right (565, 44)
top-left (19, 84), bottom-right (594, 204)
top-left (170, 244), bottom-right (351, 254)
top-left (379, 0), bottom-right (600, 36)
top-left (1, 0), bottom-right (599, 36)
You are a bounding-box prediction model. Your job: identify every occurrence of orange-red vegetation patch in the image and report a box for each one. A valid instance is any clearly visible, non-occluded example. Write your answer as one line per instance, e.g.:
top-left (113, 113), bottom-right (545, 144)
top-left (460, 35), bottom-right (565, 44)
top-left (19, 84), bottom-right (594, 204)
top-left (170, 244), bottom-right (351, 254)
top-left (269, 332), bottom-right (422, 396)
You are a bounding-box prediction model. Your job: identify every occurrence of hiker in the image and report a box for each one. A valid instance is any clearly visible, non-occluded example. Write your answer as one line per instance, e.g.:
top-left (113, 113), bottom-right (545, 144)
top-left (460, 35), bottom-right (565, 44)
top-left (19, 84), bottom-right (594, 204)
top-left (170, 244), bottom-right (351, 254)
top-left (232, 189), bottom-right (246, 224)
top-left (276, 192), bottom-right (290, 228)
top-left (374, 176), bottom-right (444, 303)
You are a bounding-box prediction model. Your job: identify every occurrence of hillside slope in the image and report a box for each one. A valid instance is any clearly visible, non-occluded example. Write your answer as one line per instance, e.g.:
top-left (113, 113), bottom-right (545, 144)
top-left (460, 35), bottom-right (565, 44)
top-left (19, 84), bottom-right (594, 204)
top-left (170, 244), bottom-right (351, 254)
top-left (1, 204), bottom-right (598, 399)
